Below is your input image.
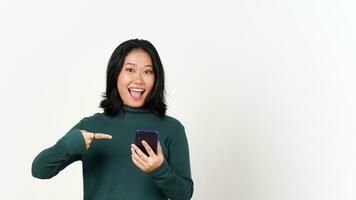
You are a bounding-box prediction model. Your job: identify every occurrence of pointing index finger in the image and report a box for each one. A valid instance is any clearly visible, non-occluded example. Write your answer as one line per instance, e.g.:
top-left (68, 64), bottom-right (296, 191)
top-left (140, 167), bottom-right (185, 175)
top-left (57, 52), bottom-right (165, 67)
top-left (93, 133), bottom-right (112, 140)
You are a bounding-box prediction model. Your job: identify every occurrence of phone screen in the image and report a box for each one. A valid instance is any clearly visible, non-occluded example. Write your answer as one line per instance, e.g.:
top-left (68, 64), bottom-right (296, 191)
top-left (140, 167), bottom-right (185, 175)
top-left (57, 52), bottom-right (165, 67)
top-left (135, 130), bottom-right (158, 156)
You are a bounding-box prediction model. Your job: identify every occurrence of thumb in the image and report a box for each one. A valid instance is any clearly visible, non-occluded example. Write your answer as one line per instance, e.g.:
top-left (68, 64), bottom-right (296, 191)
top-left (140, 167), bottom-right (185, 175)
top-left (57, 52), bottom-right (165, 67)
top-left (157, 141), bottom-right (163, 156)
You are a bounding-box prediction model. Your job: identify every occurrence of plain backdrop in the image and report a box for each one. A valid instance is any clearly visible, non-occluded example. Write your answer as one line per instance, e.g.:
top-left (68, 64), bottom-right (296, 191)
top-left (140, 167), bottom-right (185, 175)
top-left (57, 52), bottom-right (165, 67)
top-left (1, 0), bottom-right (355, 199)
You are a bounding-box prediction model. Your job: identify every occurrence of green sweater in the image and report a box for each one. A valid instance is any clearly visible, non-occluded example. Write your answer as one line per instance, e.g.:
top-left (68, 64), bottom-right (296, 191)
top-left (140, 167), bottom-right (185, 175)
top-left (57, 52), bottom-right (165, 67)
top-left (32, 106), bottom-right (193, 200)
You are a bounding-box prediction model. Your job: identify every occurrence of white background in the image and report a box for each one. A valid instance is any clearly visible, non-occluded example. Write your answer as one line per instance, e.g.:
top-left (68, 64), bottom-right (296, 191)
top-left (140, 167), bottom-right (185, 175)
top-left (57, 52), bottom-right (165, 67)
top-left (1, 0), bottom-right (355, 199)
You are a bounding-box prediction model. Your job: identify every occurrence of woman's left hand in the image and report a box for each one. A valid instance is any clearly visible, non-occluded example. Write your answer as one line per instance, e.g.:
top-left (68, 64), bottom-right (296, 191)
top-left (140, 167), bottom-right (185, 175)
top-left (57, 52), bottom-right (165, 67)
top-left (131, 141), bottom-right (164, 173)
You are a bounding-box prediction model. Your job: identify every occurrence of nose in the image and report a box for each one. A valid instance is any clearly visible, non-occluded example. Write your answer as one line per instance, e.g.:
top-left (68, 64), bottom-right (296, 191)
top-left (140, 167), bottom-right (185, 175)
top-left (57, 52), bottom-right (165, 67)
top-left (132, 71), bottom-right (144, 85)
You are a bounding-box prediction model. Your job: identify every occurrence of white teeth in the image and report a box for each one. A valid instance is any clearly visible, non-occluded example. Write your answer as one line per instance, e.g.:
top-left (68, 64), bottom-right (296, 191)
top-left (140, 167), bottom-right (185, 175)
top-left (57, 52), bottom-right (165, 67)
top-left (129, 88), bottom-right (145, 92)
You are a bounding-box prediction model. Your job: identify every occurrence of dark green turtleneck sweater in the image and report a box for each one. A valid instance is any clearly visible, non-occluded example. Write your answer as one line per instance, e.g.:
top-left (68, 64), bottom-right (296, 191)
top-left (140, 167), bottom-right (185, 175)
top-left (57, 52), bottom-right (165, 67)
top-left (32, 106), bottom-right (193, 200)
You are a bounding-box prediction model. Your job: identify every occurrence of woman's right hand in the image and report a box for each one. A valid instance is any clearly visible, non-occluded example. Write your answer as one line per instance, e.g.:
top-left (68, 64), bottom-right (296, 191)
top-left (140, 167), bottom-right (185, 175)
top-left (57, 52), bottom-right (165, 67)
top-left (80, 130), bottom-right (112, 149)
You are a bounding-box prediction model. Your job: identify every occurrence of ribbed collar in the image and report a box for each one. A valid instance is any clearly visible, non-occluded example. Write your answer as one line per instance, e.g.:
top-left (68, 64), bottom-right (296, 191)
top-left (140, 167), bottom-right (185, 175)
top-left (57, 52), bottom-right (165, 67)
top-left (123, 105), bottom-right (151, 113)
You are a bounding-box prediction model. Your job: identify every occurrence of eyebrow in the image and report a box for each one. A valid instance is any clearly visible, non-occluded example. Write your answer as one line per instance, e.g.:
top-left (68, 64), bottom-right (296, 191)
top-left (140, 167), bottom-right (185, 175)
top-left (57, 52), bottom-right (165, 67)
top-left (124, 62), bottom-right (153, 67)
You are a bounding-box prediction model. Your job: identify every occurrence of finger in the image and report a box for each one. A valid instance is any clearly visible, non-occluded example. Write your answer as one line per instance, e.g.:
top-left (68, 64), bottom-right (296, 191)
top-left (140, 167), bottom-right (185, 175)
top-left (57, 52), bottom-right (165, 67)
top-left (131, 154), bottom-right (146, 170)
top-left (131, 147), bottom-right (148, 169)
top-left (93, 133), bottom-right (112, 140)
top-left (131, 144), bottom-right (149, 161)
top-left (157, 141), bottom-right (163, 156)
top-left (80, 129), bottom-right (88, 136)
top-left (141, 140), bottom-right (156, 157)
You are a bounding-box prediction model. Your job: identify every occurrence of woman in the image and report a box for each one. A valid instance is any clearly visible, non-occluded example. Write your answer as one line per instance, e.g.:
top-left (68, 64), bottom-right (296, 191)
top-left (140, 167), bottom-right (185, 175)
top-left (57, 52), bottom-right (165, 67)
top-left (32, 39), bottom-right (194, 200)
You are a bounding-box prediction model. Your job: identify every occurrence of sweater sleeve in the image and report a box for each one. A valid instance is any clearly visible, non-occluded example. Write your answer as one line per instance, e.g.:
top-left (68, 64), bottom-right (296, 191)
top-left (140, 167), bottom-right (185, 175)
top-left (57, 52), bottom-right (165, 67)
top-left (148, 125), bottom-right (194, 200)
top-left (31, 118), bottom-right (87, 179)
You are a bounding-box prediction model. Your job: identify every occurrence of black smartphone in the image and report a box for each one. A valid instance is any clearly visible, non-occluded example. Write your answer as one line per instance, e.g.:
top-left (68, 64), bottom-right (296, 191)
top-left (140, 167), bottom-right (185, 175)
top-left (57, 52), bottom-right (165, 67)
top-left (134, 130), bottom-right (158, 156)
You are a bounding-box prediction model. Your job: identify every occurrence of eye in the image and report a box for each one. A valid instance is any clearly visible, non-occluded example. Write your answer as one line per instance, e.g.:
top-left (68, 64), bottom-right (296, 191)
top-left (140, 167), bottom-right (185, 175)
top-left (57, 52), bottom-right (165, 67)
top-left (144, 69), bottom-right (153, 74)
top-left (125, 68), bottom-right (134, 73)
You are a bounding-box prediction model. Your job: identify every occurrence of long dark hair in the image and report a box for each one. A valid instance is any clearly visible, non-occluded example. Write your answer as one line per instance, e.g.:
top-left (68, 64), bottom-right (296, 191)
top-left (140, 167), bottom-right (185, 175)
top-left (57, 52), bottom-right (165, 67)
top-left (99, 39), bottom-right (167, 117)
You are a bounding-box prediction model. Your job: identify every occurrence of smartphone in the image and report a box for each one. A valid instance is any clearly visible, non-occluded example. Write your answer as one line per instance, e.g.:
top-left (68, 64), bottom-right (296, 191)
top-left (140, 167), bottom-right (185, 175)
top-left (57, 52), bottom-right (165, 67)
top-left (134, 130), bottom-right (158, 156)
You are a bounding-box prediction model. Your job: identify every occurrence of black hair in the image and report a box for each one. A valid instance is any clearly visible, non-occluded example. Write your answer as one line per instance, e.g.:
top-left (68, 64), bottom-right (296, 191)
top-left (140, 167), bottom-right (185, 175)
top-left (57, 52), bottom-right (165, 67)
top-left (99, 39), bottom-right (167, 117)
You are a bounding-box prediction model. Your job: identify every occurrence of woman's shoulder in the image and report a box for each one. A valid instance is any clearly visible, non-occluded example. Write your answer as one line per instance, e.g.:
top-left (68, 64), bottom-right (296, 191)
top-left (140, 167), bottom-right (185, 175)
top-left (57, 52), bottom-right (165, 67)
top-left (159, 114), bottom-right (185, 130)
top-left (79, 112), bottom-right (109, 124)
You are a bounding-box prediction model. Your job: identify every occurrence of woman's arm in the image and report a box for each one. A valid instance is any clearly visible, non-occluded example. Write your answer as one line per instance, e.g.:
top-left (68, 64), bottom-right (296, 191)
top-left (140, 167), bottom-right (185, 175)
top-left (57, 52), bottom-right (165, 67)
top-left (149, 126), bottom-right (194, 200)
top-left (31, 120), bottom-right (87, 179)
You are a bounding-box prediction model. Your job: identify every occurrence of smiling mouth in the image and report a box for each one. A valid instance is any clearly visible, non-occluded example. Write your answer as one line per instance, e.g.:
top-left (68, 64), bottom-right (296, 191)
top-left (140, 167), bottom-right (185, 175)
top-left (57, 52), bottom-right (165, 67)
top-left (128, 88), bottom-right (145, 99)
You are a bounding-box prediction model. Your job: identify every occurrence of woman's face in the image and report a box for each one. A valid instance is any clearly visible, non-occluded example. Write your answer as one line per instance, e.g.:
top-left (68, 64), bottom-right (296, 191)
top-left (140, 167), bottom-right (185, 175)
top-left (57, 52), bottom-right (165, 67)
top-left (117, 49), bottom-right (155, 108)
